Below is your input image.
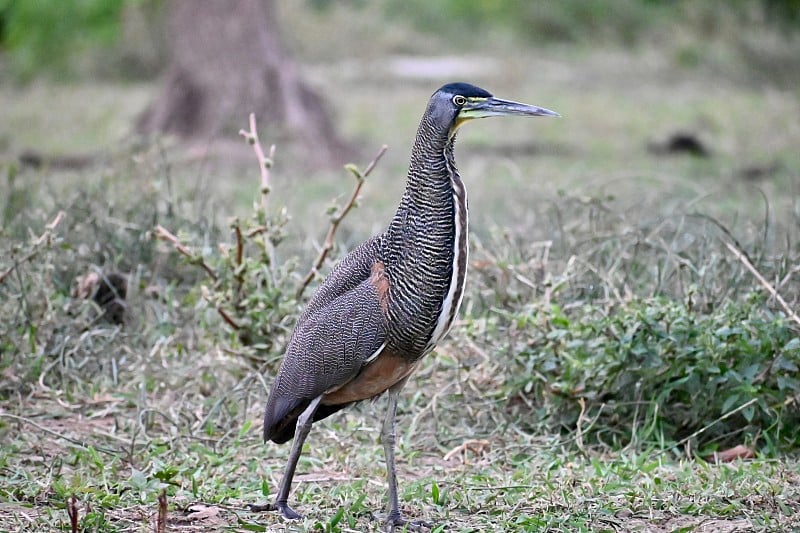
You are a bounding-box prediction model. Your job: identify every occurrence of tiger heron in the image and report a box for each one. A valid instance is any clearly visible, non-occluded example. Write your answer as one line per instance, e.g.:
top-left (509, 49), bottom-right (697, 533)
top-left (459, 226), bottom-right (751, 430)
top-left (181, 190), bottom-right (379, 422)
top-left (256, 82), bottom-right (558, 529)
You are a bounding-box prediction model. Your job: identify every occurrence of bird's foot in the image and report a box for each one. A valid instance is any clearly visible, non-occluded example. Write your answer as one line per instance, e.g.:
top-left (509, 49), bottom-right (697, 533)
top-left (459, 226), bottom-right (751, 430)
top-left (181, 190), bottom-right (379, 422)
top-left (247, 501), bottom-right (302, 520)
top-left (371, 510), bottom-right (433, 532)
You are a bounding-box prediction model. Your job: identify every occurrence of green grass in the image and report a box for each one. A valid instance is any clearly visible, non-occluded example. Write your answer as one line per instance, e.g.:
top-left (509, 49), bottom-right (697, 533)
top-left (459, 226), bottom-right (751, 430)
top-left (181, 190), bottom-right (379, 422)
top-left (2, 11), bottom-right (800, 532)
top-left (1, 385), bottom-right (798, 531)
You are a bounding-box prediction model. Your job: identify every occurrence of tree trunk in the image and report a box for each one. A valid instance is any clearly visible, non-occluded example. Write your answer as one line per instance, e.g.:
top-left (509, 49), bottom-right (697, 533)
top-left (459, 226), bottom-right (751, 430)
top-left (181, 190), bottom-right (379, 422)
top-left (137, 0), bottom-right (350, 167)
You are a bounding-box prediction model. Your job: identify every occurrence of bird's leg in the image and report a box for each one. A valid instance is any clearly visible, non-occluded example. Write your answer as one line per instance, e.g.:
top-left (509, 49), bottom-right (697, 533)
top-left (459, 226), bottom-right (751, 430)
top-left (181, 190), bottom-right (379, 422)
top-left (382, 382), bottom-right (404, 527)
top-left (250, 395), bottom-right (321, 520)
top-left (377, 379), bottom-right (433, 532)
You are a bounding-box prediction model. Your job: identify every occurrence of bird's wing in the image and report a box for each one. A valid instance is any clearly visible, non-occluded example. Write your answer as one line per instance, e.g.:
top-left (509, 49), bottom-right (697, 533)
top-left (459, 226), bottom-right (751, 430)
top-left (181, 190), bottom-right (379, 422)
top-left (263, 237), bottom-right (389, 442)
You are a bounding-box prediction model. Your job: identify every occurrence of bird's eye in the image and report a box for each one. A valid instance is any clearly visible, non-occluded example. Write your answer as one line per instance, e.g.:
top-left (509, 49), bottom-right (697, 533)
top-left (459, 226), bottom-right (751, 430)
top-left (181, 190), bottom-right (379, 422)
top-left (452, 95), bottom-right (467, 106)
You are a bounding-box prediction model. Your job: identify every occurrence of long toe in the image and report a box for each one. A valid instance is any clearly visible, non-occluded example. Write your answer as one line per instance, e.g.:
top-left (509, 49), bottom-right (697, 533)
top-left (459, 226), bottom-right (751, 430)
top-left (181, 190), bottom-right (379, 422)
top-left (246, 502), bottom-right (274, 512)
top-left (386, 518), bottom-right (434, 532)
top-left (247, 501), bottom-right (303, 520)
top-left (372, 511), bottom-right (433, 532)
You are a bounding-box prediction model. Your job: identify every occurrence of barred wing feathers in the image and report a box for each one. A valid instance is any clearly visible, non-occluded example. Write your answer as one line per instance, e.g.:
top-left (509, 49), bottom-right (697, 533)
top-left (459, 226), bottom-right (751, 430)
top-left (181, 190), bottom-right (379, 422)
top-left (263, 238), bottom-right (387, 443)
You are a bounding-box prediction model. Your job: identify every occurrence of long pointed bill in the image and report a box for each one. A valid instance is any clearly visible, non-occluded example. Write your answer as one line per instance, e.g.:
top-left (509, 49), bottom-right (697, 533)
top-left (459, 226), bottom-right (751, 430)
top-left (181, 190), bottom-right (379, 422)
top-left (461, 96), bottom-right (560, 120)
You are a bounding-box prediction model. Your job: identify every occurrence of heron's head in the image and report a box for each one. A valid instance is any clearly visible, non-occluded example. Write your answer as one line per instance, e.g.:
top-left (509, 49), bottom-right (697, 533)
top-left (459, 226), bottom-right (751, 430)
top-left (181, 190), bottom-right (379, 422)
top-left (427, 82), bottom-right (559, 139)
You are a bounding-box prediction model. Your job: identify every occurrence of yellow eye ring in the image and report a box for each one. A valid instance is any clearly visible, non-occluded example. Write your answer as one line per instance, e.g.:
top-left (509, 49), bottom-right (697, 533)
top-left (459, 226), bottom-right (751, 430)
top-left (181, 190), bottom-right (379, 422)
top-left (452, 95), bottom-right (467, 106)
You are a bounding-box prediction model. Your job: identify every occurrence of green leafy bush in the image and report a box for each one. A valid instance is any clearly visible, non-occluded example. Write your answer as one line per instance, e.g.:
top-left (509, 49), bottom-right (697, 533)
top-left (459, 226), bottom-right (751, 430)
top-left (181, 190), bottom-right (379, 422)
top-left (505, 294), bottom-right (800, 449)
top-left (170, 203), bottom-right (300, 360)
top-left (153, 138), bottom-right (381, 366)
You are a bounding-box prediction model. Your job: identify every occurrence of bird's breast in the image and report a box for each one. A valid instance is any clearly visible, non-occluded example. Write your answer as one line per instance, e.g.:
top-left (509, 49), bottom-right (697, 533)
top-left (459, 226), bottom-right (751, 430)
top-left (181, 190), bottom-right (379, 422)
top-left (321, 348), bottom-right (418, 405)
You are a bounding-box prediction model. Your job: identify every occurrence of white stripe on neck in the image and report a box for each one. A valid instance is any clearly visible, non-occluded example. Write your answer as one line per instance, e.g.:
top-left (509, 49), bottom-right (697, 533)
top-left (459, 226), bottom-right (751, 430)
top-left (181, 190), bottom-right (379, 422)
top-left (426, 158), bottom-right (468, 352)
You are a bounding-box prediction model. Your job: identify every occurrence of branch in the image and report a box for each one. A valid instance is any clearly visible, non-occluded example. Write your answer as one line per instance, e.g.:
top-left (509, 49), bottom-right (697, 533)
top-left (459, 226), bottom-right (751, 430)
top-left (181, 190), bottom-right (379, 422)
top-left (0, 412), bottom-right (117, 455)
top-left (156, 490), bottom-right (167, 533)
top-left (239, 113), bottom-right (278, 281)
top-left (153, 225), bottom-right (242, 330)
top-left (0, 211), bottom-right (65, 285)
top-left (68, 495), bottom-right (78, 533)
top-left (296, 145), bottom-right (388, 300)
top-left (234, 224), bottom-right (244, 267)
top-left (723, 240), bottom-right (800, 327)
top-left (238, 113), bottom-right (275, 212)
top-left (153, 225), bottom-right (218, 282)
top-left (217, 307), bottom-right (242, 330)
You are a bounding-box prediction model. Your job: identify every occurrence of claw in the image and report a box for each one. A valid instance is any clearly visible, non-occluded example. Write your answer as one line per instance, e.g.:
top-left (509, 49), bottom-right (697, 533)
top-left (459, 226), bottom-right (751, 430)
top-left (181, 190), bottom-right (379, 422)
top-left (276, 503), bottom-right (302, 520)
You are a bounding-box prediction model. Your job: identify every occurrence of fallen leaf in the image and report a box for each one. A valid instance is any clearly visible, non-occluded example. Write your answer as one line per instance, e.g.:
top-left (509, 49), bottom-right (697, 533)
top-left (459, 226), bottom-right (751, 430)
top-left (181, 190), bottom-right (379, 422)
top-left (184, 504), bottom-right (221, 521)
top-left (707, 444), bottom-right (755, 464)
top-left (444, 439), bottom-right (491, 464)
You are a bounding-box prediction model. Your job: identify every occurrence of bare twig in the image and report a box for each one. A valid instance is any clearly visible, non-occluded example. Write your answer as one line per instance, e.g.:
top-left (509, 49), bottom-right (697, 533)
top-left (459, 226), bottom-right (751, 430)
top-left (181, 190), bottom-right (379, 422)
top-left (217, 308), bottom-right (242, 330)
top-left (690, 213), bottom-right (751, 263)
top-left (232, 222), bottom-right (246, 305)
top-left (296, 145), bottom-right (388, 300)
top-left (156, 490), bottom-right (167, 533)
top-left (443, 439), bottom-right (491, 463)
top-left (68, 495), bottom-right (78, 533)
top-left (234, 224), bottom-right (244, 267)
top-left (153, 225), bottom-right (241, 329)
top-left (0, 211), bottom-right (65, 284)
top-left (238, 113), bottom-right (278, 281)
top-left (239, 113), bottom-right (275, 212)
top-left (153, 224), bottom-right (218, 282)
top-left (574, 397), bottom-right (587, 455)
top-left (723, 241), bottom-right (800, 327)
top-left (464, 484), bottom-right (538, 491)
top-left (244, 225), bottom-right (269, 238)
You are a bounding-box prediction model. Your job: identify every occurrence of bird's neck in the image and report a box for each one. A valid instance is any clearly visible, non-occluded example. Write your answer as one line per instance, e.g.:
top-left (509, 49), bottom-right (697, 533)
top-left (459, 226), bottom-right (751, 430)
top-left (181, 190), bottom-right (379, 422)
top-left (402, 117), bottom-right (460, 212)
top-left (386, 117), bottom-right (461, 246)
top-left (382, 118), bottom-right (469, 355)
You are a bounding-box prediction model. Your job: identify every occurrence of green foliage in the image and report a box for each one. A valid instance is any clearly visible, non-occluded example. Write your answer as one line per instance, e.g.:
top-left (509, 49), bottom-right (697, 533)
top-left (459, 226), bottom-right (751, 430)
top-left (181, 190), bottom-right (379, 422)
top-left (382, 0), bottom-right (800, 45)
top-left (166, 151), bottom-right (372, 365)
top-left (0, 0), bottom-right (125, 81)
top-left (189, 205), bottom-right (300, 358)
top-left (505, 294), bottom-right (800, 449)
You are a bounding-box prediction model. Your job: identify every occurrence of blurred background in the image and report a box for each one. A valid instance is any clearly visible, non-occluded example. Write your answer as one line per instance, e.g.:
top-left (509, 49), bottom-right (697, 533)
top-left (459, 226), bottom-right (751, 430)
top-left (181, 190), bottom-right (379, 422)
top-left (1, 0), bottom-right (799, 243)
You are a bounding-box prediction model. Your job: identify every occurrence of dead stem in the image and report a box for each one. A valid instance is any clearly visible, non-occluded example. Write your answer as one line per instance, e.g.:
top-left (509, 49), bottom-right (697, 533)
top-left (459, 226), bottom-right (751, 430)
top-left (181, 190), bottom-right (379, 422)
top-left (68, 495), bottom-right (78, 533)
top-left (238, 113), bottom-right (275, 213)
top-left (296, 145), bottom-right (388, 300)
top-left (156, 490), bottom-right (167, 533)
top-left (0, 211), bottom-right (65, 285)
top-left (153, 225), bottom-right (218, 282)
top-left (724, 241), bottom-right (800, 327)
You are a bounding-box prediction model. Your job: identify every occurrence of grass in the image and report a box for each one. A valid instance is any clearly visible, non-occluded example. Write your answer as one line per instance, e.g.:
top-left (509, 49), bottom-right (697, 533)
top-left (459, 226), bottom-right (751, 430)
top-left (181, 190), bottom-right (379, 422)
top-left (1, 383), bottom-right (799, 531)
top-left (2, 10), bottom-right (800, 532)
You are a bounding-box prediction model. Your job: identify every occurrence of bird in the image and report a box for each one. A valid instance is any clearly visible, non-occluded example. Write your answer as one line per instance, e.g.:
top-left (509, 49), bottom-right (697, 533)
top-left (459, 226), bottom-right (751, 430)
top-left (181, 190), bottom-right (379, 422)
top-left (254, 82), bottom-right (558, 529)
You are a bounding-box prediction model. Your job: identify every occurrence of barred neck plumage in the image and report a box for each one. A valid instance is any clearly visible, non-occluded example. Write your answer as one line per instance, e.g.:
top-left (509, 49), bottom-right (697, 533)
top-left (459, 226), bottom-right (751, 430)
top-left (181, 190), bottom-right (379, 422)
top-left (382, 111), bottom-right (469, 358)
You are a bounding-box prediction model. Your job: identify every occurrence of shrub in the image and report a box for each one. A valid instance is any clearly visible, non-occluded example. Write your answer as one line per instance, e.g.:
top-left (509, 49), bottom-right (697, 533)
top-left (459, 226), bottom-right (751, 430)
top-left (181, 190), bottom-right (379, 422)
top-left (504, 294), bottom-right (800, 450)
top-left (153, 127), bottom-right (385, 366)
top-left (0, 166), bottom-right (198, 395)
